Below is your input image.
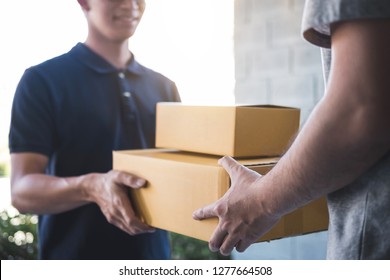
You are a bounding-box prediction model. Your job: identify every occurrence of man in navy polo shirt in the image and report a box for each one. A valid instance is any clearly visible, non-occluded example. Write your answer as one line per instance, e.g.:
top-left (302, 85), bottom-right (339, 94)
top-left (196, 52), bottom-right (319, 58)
top-left (9, 0), bottom-right (180, 259)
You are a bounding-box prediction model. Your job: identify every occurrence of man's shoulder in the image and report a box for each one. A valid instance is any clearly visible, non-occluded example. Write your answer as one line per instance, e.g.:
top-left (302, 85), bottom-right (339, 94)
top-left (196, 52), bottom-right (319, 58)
top-left (19, 45), bottom-right (85, 88)
top-left (30, 49), bottom-right (77, 73)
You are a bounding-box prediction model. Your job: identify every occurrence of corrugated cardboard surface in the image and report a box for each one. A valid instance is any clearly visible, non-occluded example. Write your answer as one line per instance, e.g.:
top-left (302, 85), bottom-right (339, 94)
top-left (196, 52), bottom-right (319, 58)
top-left (155, 103), bottom-right (301, 157)
top-left (113, 149), bottom-right (328, 242)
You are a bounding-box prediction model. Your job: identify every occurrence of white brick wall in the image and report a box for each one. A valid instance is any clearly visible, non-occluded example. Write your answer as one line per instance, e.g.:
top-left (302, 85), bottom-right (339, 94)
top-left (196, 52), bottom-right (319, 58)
top-left (234, 0), bottom-right (324, 124)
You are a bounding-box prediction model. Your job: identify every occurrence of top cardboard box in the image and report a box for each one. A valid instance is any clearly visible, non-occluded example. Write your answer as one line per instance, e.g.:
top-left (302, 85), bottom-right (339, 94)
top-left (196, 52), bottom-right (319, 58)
top-left (155, 103), bottom-right (300, 157)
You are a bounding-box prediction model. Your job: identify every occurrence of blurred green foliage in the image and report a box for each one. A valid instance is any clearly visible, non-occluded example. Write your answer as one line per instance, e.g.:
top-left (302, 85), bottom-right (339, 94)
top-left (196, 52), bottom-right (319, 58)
top-left (170, 232), bottom-right (230, 260)
top-left (0, 162), bottom-right (9, 177)
top-left (0, 209), bottom-right (38, 260)
top-left (0, 209), bottom-right (230, 260)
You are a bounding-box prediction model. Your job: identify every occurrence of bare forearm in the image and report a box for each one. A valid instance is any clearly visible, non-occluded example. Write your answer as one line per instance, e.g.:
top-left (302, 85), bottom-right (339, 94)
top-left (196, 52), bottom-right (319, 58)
top-left (11, 173), bottom-right (92, 214)
top-left (260, 87), bottom-right (390, 217)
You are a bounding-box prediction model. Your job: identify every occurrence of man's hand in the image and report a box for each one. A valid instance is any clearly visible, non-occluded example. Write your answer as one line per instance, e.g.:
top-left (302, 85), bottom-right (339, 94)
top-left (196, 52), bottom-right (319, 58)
top-left (11, 153), bottom-right (155, 235)
top-left (193, 156), bottom-right (281, 256)
top-left (85, 170), bottom-right (155, 235)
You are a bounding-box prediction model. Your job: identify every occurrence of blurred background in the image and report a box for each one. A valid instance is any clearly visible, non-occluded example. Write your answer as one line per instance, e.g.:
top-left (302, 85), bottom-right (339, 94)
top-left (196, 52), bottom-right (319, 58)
top-left (0, 0), bottom-right (327, 260)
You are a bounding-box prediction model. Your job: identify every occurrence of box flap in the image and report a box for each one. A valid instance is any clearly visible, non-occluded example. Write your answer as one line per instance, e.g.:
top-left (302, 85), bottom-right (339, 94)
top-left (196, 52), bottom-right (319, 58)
top-left (114, 149), bottom-right (279, 167)
top-left (235, 104), bottom-right (299, 110)
top-left (158, 102), bottom-right (298, 110)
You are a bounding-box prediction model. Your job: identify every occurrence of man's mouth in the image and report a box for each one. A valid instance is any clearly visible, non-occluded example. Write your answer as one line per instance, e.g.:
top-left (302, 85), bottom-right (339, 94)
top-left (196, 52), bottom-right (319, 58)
top-left (114, 15), bottom-right (139, 22)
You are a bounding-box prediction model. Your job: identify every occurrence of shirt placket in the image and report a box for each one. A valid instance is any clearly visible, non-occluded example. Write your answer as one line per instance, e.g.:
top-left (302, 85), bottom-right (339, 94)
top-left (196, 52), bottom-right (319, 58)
top-left (118, 70), bottom-right (146, 148)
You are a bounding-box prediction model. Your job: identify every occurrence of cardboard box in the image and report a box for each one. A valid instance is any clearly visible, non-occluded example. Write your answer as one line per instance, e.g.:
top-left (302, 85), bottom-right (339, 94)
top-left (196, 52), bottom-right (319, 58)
top-left (156, 103), bottom-right (300, 157)
top-left (113, 149), bottom-right (328, 242)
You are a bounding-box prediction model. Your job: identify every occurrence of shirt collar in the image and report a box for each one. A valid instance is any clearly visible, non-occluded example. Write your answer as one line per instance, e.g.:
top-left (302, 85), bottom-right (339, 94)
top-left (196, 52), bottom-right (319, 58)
top-left (70, 43), bottom-right (144, 75)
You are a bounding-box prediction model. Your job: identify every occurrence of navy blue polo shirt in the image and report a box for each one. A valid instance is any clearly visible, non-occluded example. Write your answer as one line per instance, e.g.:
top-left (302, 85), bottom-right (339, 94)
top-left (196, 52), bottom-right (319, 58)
top-left (9, 43), bottom-right (180, 259)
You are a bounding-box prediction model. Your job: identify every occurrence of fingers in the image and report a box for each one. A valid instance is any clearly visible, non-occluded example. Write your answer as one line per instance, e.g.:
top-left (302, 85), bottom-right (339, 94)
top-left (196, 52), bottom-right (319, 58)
top-left (120, 197), bottom-right (155, 234)
top-left (209, 219), bottom-right (240, 255)
top-left (218, 234), bottom-right (239, 256)
top-left (192, 200), bottom-right (234, 254)
top-left (235, 239), bottom-right (252, 253)
top-left (107, 195), bottom-right (155, 235)
top-left (209, 230), bottom-right (253, 255)
top-left (109, 213), bottom-right (155, 235)
top-left (194, 206), bottom-right (236, 255)
top-left (208, 225), bottom-right (227, 252)
top-left (111, 170), bottom-right (146, 189)
top-left (193, 200), bottom-right (240, 256)
top-left (100, 171), bottom-right (153, 235)
top-left (192, 201), bottom-right (218, 220)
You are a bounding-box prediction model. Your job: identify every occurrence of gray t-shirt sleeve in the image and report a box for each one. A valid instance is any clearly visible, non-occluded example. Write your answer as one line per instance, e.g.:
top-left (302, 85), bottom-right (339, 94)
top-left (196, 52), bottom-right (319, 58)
top-left (302, 0), bottom-right (390, 83)
top-left (302, 0), bottom-right (390, 49)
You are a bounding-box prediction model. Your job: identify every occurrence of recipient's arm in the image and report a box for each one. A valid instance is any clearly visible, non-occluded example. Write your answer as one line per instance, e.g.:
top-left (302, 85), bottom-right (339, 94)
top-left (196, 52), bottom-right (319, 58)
top-left (11, 152), bottom-right (91, 214)
top-left (262, 19), bottom-right (390, 212)
top-left (11, 152), bottom-right (153, 235)
top-left (194, 19), bottom-right (390, 255)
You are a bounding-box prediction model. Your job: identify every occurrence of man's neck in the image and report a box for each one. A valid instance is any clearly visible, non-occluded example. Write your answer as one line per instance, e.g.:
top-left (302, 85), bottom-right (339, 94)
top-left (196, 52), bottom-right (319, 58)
top-left (84, 37), bottom-right (132, 70)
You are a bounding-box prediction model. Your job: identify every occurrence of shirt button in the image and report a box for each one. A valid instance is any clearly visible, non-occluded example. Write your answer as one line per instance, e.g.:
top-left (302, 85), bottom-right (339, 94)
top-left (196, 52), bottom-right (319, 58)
top-left (118, 72), bottom-right (125, 79)
top-left (123, 91), bottom-right (131, 98)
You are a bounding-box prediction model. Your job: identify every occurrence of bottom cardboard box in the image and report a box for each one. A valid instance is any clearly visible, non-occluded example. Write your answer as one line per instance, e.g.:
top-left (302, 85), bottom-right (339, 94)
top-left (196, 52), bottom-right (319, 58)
top-left (113, 149), bottom-right (328, 242)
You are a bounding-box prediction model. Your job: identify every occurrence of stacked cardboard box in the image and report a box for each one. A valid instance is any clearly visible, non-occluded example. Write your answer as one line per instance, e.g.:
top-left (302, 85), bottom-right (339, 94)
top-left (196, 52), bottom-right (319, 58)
top-left (155, 103), bottom-right (301, 157)
top-left (113, 103), bottom-right (328, 242)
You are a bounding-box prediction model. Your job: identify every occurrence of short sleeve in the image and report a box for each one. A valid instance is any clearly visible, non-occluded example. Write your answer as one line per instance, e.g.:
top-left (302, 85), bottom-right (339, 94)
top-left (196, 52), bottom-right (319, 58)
top-left (9, 67), bottom-right (57, 157)
top-left (170, 81), bottom-right (181, 103)
top-left (301, 0), bottom-right (390, 48)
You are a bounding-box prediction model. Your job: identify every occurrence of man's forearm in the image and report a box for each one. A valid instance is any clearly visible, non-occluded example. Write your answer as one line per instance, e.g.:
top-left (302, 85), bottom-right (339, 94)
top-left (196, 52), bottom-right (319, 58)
top-left (11, 173), bottom-right (91, 214)
top-left (260, 86), bottom-right (390, 218)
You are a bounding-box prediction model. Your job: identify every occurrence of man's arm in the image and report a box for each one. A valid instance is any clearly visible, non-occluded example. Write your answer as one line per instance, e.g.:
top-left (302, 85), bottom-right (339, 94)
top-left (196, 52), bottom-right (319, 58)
top-left (11, 152), bottom-right (155, 235)
top-left (193, 19), bottom-right (390, 255)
